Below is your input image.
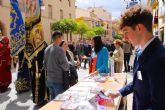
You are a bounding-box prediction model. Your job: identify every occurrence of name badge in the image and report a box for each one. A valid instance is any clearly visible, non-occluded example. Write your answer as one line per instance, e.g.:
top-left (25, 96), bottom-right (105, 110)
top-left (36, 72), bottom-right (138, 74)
top-left (137, 71), bottom-right (142, 80)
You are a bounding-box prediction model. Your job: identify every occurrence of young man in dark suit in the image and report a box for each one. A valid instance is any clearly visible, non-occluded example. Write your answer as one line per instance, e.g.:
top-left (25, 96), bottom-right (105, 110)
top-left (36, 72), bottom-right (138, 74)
top-left (106, 5), bottom-right (165, 110)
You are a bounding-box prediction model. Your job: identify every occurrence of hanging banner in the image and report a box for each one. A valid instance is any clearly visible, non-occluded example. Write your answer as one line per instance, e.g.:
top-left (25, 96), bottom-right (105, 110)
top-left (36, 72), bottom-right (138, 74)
top-left (10, 0), bottom-right (26, 57)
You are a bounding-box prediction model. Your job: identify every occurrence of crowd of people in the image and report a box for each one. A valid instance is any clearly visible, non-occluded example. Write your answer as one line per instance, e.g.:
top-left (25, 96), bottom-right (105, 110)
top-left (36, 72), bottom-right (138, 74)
top-left (42, 31), bottom-right (137, 100)
top-left (67, 36), bottom-right (134, 74)
top-left (0, 30), bottom-right (135, 97)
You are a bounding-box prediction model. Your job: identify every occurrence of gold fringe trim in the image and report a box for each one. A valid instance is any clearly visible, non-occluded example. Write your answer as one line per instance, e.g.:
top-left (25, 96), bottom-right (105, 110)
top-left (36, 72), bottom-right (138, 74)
top-left (44, 68), bottom-right (48, 101)
top-left (11, 45), bottom-right (25, 58)
top-left (35, 59), bottom-right (39, 103)
top-left (24, 41), bottom-right (47, 62)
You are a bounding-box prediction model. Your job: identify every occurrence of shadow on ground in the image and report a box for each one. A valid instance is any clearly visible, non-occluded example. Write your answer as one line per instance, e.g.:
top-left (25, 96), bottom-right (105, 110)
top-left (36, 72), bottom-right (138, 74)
top-left (0, 88), bottom-right (11, 104)
top-left (5, 90), bottom-right (32, 110)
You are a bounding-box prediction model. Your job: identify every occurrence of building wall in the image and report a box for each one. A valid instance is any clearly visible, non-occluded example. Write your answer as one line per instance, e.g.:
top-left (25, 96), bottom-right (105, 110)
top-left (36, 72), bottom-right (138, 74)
top-left (0, 0), bottom-right (10, 36)
top-left (88, 7), bottom-right (112, 40)
top-left (0, 0), bottom-right (76, 44)
top-left (76, 8), bottom-right (99, 29)
top-left (76, 7), bottom-right (90, 18)
top-left (88, 7), bottom-right (111, 21)
top-left (41, 0), bottom-right (76, 43)
top-left (76, 7), bottom-right (112, 40)
top-left (147, 0), bottom-right (165, 42)
top-left (102, 21), bottom-right (113, 41)
top-left (158, 0), bottom-right (165, 43)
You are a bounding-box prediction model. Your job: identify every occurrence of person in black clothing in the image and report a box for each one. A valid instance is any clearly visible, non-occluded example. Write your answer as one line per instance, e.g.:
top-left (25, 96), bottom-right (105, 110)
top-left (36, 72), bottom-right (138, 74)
top-left (83, 40), bottom-right (92, 68)
top-left (123, 40), bottom-right (133, 72)
top-left (105, 40), bottom-right (115, 52)
top-left (68, 43), bottom-right (80, 68)
top-left (75, 40), bottom-right (84, 66)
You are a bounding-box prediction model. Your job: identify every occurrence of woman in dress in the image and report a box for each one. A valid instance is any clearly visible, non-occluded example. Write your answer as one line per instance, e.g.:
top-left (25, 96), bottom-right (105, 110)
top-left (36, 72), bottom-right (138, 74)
top-left (91, 36), bottom-right (109, 76)
top-left (0, 36), bottom-right (12, 92)
top-left (113, 39), bottom-right (124, 73)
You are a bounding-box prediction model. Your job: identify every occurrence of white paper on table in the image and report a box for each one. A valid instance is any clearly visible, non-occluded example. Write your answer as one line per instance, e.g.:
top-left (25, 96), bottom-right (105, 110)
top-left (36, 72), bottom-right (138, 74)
top-left (54, 94), bottom-right (71, 101)
top-left (114, 96), bottom-right (120, 107)
top-left (76, 82), bottom-right (99, 88)
top-left (64, 86), bottom-right (97, 101)
top-left (83, 77), bottom-right (95, 82)
top-left (64, 91), bottom-right (90, 101)
top-left (61, 100), bottom-right (78, 110)
top-left (77, 100), bottom-right (95, 110)
top-left (97, 105), bottom-right (115, 110)
top-left (68, 86), bottom-right (91, 92)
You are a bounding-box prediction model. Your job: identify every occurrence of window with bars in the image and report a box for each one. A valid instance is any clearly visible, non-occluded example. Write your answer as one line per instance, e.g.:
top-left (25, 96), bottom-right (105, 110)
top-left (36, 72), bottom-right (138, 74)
top-left (60, 9), bottom-right (63, 19)
top-left (48, 4), bottom-right (53, 19)
top-left (69, 13), bottom-right (72, 18)
top-left (50, 23), bottom-right (53, 43)
top-left (68, 0), bottom-right (71, 7)
top-left (0, 0), bottom-right (2, 5)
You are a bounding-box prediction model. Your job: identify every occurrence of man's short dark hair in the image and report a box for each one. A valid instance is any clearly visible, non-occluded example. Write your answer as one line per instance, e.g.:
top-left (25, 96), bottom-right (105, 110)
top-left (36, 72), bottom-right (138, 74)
top-left (52, 31), bottom-right (63, 41)
top-left (120, 5), bottom-right (153, 33)
top-left (109, 52), bottom-right (113, 57)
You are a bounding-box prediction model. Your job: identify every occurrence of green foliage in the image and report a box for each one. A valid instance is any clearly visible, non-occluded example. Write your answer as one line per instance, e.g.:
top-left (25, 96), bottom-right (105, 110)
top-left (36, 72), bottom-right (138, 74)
top-left (51, 19), bottom-right (106, 40)
top-left (85, 30), bottom-right (95, 39)
top-left (92, 26), bottom-right (105, 36)
top-left (75, 21), bottom-right (90, 38)
top-left (51, 21), bottom-right (63, 32)
top-left (51, 18), bottom-right (77, 34)
top-left (114, 33), bottom-right (122, 40)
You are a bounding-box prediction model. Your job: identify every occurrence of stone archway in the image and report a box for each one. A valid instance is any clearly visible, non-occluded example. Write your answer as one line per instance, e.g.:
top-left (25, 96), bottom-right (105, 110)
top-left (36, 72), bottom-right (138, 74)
top-left (0, 21), bottom-right (7, 36)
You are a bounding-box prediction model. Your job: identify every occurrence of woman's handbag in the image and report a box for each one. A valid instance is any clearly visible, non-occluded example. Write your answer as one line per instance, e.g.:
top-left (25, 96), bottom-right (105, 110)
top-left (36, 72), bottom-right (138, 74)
top-left (69, 64), bottom-right (78, 86)
top-left (63, 71), bottom-right (70, 91)
top-left (63, 64), bottom-right (78, 90)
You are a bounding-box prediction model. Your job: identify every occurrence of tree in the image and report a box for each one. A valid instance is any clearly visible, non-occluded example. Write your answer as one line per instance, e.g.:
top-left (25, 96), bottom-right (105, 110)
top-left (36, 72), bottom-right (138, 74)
top-left (112, 19), bottom-right (123, 39)
top-left (51, 21), bottom-right (63, 32)
top-left (75, 21), bottom-right (90, 39)
top-left (61, 19), bottom-right (77, 41)
top-left (114, 33), bottom-right (122, 40)
top-left (85, 30), bottom-right (95, 39)
top-left (92, 26), bottom-right (105, 36)
top-left (51, 18), bottom-right (77, 40)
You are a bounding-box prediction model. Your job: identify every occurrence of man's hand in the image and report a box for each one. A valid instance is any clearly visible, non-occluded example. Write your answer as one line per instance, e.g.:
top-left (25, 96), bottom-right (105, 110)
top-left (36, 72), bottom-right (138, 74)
top-left (105, 90), bottom-right (121, 99)
top-left (90, 71), bottom-right (98, 76)
top-left (93, 71), bottom-right (98, 75)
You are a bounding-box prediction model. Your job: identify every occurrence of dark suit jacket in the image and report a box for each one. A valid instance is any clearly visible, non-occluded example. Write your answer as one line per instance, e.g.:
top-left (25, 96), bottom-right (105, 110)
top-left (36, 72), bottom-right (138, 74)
top-left (83, 44), bottom-right (92, 57)
top-left (119, 37), bottom-right (165, 110)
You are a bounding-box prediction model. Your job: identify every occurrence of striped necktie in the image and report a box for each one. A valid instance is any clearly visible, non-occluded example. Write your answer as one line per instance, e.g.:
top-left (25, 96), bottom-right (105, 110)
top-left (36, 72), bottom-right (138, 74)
top-left (136, 50), bottom-right (142, 62)
top-left (133, 49), bottom-right (142, 72)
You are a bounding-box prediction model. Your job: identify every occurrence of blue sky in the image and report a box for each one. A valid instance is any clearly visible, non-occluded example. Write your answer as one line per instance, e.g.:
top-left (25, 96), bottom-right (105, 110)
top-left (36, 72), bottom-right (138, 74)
top-left (76, 0), bottom-right (147, 20)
